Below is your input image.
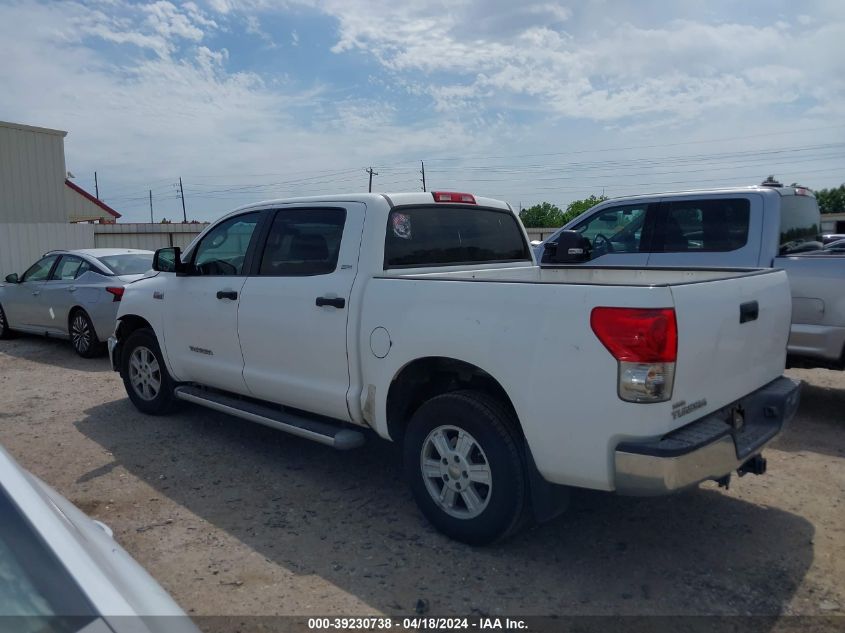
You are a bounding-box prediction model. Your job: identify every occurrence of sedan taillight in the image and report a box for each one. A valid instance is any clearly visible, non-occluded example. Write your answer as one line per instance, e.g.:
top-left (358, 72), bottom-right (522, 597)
top-left (106, 286), bottom-right (124, 302)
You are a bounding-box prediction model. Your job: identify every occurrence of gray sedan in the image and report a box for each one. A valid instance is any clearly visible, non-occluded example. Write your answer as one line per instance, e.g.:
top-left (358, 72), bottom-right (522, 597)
top-left (0, 249), bottom-right (153, 358)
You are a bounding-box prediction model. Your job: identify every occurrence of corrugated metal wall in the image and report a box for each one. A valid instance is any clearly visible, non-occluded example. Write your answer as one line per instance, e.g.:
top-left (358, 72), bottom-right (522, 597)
top-left (0, 223), bottom-right (94, 277)
top-left (92, 223), bottom-right (208, 250)
top-left (0, 122), bottom-right (68, 223)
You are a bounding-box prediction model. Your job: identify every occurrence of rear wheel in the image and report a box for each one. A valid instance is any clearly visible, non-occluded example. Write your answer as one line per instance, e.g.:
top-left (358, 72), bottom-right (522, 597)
top-left (0, 303), bottom-right (12, 339)
top-left (70, 310), bottom-right (101, 358)
top-left (121, 328), bottom-right (175, 415)
top-left (404, 390), bottom-right (528, 545)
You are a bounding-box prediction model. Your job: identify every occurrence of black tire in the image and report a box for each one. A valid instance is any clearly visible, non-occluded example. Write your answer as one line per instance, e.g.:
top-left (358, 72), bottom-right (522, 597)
top-left (403, 390), bottom-right (529, 545)
top-left (0, 303), bottom-right (12, 339)
top-left (120, 328), bottom-right (176, 415)
top-left (69, 309), bottom-right (102, 358)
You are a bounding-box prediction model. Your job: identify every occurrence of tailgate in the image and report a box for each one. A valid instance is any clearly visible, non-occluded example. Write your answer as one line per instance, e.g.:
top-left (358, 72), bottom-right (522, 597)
top-left (668, 269), bottom-right (791, 425)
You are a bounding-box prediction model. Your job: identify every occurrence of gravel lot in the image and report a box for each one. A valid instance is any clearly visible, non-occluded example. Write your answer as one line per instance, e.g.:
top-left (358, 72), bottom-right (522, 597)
top-left (0, 335), bottom-right (842, 624)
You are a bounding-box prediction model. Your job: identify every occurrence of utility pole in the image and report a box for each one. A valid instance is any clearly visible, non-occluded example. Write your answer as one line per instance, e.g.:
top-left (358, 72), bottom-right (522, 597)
top-left (94, 172), bottom-right (99, 199)
top-left (366, 167), bottom-right (378, 193)
top-left (178, 177), bottom-right (187, 222)
top-left (149, 190), bottom-right (154, 223)
top-left (420, 161), bottom-right (426, 192)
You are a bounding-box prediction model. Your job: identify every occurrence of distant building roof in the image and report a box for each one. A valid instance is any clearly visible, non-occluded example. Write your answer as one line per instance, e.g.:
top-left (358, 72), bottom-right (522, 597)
top-left (0, 120), bottom-right (67, 137)
top-left (65, 179), bottom-right (121, 219)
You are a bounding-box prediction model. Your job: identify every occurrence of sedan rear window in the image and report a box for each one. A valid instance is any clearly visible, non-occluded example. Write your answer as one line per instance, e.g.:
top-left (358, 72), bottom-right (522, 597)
top-left (384, 206), bottom-right (530, 269)
top-left (96, 254), bottom-right (153, 275)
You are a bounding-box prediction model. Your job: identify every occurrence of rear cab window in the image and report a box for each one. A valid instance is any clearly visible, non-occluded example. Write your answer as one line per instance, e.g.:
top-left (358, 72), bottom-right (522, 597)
top-left (384, 206), bottom-right (531, 269)
top-left (779, 194), bottom-right (821, 254)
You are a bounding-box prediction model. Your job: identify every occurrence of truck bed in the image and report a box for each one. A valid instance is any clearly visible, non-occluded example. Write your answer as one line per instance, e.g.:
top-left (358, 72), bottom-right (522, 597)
top-left (389, 264), bottom-right (774, 286)
top-left (361, 265), bottom-right (791, 490)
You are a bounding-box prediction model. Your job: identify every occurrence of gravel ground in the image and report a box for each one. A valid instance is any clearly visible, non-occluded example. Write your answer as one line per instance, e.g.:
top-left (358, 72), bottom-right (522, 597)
top-left (0, 335), bottom-right (842, 624)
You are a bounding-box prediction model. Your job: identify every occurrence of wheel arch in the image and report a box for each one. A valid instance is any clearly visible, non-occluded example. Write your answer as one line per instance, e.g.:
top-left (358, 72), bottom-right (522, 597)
top-left (115, 313), bottom-right (154, 341)
top-left (385, 356), bottom-right (521, 444)
top-left (66, 304), bottom-right (88, 332)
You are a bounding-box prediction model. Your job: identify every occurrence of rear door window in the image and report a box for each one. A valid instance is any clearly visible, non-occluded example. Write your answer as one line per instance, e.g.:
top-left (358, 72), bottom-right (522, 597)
top-left (384, 206), bottom-right (530, 269)
top-left (49, 256), bottom-right (83, 281)
top-left (652, 198), bottom-right (750, 252)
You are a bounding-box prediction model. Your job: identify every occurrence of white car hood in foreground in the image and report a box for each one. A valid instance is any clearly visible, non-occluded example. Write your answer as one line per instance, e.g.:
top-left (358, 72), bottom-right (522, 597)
top-left (0, 446), bottom-right (199, 632)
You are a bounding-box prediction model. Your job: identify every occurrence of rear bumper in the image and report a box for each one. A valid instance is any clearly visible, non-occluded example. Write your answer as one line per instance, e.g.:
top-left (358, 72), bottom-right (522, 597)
top-left (614, 376), bottom-right (801, 495)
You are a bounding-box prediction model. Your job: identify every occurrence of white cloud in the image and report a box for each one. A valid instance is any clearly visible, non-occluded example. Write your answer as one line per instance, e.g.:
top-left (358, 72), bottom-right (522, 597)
top-left (0, 0), bottom-right (842, 220)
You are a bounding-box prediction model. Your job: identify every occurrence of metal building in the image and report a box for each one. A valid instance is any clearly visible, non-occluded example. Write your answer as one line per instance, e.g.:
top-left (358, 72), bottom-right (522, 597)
top-left (0, 120), bottom-right (101, 277)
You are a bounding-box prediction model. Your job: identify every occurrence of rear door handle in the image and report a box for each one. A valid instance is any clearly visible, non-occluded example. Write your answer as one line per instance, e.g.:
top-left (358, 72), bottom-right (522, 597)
top-left (68, 286), bottom-right (77, 293)
top-left (740, 300), bottom-right (759, 323)
top-left (216, 290), bottom-right (238, 301)
top-left (316, 296), bottom-right (345, 309)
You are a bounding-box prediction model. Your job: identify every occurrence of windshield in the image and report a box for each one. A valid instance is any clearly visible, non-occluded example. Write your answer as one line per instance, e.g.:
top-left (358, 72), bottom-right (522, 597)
top-left (96, 253), bottom-right (153, 275)
top-left (384, 206), bottom-right (530, 269)
top-left (0, 487), bottom-right (97, 631)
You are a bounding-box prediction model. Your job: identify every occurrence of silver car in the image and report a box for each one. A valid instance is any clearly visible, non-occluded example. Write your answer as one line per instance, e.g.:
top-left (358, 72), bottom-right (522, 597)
top-left (0, 444), bottom-right (199, 632)
top-left (0, 249), bottom-right (154, 358)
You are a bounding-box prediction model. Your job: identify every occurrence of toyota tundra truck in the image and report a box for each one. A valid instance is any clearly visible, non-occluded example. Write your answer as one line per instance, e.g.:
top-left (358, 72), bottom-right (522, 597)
top-left (108, 192), bottom-right (800, 544)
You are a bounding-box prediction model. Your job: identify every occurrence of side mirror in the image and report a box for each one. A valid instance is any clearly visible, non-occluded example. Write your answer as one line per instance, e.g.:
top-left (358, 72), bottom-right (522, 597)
top-left (152, 247), bottom-right (186, 273)
top-left (4, 273), bottom-right (19, 284)
top-left (544, 230), bottom-right (591, 264)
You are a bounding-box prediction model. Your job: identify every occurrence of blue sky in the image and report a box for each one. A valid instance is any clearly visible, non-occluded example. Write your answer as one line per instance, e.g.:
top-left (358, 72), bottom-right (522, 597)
top-left (0, 0), bottom-right (843, 221)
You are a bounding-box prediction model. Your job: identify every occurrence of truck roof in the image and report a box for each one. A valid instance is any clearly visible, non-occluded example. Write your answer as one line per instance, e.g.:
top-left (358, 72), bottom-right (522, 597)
top-left (229, 192), bottom-right (512, 216)
top-left (600, 184), bottom-right (815, 205)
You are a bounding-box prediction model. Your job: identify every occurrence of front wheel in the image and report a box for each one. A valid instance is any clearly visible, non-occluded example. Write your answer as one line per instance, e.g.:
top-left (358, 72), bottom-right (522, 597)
top-left (120, 328), bottom-right (175, 415)
top-left (403, 390), bottom-right (528, 545)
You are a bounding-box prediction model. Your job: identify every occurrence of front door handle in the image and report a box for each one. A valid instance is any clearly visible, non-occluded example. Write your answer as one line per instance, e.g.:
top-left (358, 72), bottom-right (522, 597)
top-left (316, 296), bottom-right (345, 309)
top-left (68, 286), bottom-right (77, 292)
top-left (216, 290), bottom-right (238, 301)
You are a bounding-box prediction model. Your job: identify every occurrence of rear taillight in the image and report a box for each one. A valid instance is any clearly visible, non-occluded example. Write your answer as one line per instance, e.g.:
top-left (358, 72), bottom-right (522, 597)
top-left (590, 307), bottom-right (677, 403)
top-left (106, 286), bottom-right (124, 302)
top-left (432, 191), bottom-right (476, 204)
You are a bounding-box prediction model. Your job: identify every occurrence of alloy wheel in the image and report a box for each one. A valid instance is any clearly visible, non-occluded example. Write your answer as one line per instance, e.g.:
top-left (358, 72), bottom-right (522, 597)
top-left (129, 345), bottom-right (162, 401)
top-left (71, 314), bottom-right (92, 354)
top-left (420, 425), bottom-right (493, 519)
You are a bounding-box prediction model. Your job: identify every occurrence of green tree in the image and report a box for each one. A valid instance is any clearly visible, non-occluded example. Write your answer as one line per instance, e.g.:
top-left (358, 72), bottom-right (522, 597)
top-left (562, 194), bottom-right (608, 224)
top-left (519, 202), bottom-right (565, 228)
top-left (815, 184), bottom-right (845, 214)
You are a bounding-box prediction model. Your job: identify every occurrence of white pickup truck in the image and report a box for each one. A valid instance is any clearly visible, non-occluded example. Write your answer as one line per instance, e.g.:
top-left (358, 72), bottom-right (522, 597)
top-left (109, 192), bottom-right (800, 544)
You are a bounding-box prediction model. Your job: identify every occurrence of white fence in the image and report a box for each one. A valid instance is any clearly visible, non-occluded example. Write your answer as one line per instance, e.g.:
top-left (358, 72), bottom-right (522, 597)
top-left (0, 223), bottom-right (94, 277)
top-left (525, 227), bottom-right (559, 242)
top-left (93, 223), bottom-right (209, 250)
